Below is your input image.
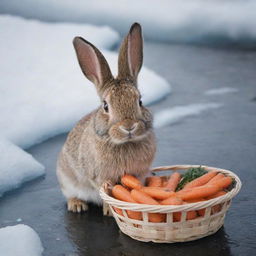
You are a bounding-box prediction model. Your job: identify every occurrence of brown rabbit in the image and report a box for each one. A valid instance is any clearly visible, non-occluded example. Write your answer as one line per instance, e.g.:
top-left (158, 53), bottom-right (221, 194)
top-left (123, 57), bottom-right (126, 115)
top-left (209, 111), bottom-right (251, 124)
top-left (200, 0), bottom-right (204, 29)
top-left (56, 23), bottom-right (156, 212)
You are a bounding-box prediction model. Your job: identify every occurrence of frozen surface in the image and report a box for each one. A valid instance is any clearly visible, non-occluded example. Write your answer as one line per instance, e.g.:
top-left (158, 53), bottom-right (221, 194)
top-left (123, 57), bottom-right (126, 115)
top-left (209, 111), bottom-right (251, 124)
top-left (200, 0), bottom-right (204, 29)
top-left (0, 1), bottom-right (256, 44)
top-left (154, 103), bottom-right (222, 128)
top-left (0, 15), bottom-right (171, 149)
top-left (0, 224), bottom-right (43, 256)
top-left (0, 138), bottom-right (45, 196)
top-left (205, 87), bottom-right (239, 96)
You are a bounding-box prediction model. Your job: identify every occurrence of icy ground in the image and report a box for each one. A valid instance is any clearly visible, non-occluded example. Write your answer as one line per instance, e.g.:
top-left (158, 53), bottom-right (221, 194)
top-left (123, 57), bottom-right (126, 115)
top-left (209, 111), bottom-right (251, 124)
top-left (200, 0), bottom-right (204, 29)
top-left (0, 0), bottom-right (256, 44)
top-left (0, 224), bottom-right (43, 256)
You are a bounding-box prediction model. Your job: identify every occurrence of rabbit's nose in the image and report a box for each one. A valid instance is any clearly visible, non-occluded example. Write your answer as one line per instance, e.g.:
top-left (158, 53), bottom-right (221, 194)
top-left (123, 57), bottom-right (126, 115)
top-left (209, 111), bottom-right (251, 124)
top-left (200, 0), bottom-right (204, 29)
top-left (120, 123), bottom-right (138, 134)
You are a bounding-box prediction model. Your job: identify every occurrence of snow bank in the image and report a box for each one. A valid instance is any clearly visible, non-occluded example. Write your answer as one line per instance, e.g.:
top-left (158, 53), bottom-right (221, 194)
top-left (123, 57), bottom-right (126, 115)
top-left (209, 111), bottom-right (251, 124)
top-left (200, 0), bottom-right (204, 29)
top-left (0, 0), bottom-right (256, 44)
top-left (0, 138), bottom-right (45, 196)
top-left (0, 224), bottom-right (43, 256)
top-left (0, 15), bottom-right (171, 149)
top-left (154, 103), bottom-right (222, 128)
top-left (205, 87), bottom-right (239, 96)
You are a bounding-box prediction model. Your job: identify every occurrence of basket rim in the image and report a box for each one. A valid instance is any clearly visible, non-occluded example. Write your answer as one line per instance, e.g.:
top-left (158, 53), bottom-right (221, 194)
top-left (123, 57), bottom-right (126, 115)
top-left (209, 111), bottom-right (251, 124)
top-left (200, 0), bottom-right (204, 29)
top-left (99, 164), bottom-right (242, 213)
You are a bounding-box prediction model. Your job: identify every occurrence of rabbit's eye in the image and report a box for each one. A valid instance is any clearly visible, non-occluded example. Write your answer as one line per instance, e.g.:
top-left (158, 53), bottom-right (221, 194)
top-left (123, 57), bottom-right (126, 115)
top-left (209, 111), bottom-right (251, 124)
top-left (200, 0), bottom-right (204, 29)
top-left (103, 101), bottom-right (109, 112)
top-left (139, 99), bottom-right (142, 107)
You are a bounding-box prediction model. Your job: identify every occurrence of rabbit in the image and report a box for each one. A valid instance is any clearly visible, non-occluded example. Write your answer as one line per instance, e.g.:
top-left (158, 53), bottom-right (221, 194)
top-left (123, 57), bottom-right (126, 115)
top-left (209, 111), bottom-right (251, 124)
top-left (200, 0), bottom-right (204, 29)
top-left (56, 23), bottom-right (156, 213)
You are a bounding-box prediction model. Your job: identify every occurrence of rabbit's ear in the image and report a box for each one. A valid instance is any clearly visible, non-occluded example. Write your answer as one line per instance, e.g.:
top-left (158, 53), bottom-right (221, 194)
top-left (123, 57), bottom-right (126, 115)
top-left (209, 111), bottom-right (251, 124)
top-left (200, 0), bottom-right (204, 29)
top-left (117, 23), bottom-right (143, 84)
top-left (73, 37), bottom-right (113, 94)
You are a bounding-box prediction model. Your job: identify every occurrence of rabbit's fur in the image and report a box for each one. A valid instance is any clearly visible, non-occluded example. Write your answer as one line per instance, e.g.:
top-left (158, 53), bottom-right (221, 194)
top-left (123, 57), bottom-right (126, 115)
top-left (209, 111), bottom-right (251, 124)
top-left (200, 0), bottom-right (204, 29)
top-left (56, 23), bottom-right (156, 212)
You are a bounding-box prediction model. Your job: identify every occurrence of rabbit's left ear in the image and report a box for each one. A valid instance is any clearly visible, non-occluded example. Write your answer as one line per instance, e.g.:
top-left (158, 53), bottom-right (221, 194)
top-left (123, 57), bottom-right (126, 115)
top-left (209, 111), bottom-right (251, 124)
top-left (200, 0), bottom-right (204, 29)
top-left (117, 23), bottom-right (143, 85)
top-left (73, 37), bottom-right (113, 95)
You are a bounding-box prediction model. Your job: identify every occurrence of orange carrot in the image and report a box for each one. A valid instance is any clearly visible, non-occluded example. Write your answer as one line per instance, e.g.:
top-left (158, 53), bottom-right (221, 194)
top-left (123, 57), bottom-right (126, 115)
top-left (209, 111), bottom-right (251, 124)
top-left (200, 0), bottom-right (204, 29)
top-left (146, 176), bottom-right (162, 187)
top-left (209, 176), bottom-right (232, 189)
top-left (165, 172), bottom-right (181, 191)
top-left (174, 209), bottom-right (198, 221)
top-left (176, 184), bottom-right (220, 201)
top-left (184, 171), bottom-right (217, 189)
top-left (130, 189), bottom-right (159, 205)
top-left (130, 189), bottom-right (165, 222)
top-left (206, 190), bottom-right (227, 200)
top-left (207, 173), bottom-right (225, 184)
top-left (121, 174), bottom-right (142, 189)
top-left (162, 180), bottom-right (168, 187)
top-left (148, 213), bottom-right (166, 223)
top-left (112, 185), bottom-right (137, 203)
top-left (113, 207), bottom-right (124, 216)
top-left (112, 185), bottom-right (142, 220)
top-left (140, 187), bottom-right (175, 200)
top-left (126, 210), bottom-right (142, 220)
top-left (206, 191), bottom-right (227, 216)
top-left (161, 196), bottom-right (183, 205)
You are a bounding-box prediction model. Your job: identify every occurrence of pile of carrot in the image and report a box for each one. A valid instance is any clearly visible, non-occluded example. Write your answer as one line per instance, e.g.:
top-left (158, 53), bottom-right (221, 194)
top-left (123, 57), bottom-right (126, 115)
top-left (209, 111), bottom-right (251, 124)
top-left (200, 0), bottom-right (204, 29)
top-left (111, 170), bottom-right (233, 223)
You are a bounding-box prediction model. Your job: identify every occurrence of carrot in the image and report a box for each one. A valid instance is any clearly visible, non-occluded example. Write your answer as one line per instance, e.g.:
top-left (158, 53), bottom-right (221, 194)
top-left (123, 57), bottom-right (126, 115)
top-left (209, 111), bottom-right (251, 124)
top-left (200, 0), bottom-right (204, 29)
top-left (140, 187), bottom-right (175, 200)
top-left (207, 173), bottom-right (225, 184)
top-left (112, 185), bottom-right (142, 220)
top-left (185, 198), bottom-right (206, 203)
top-left (112, 185), bottom-right (137, 203)
top-left (148, 213), bottom-right (166, 223)
top-left (121, 174), bottom-right (142, 189)
top-left (206, 190), bottom-right (227, 200)
top-left (176, 184), bottom-right (220, 201)
top-left (208, 176), bottom-right (232, 189)
top-left (130, 189), bottom-right (159, 205)
top-left (174, 209), bottom-right (198, 221)
top-left (184, 171), bottom-right (217, 189)
top-left (162, 180), bottom-right (168, 187)
top-left (207, 191), bottom-right (227, 216)
top-left (165, 172), bottom-right (181, 191)
top-left (146, 176), bottom-right (162, 187)
top-left (161, 196), bottom-right (183, 205)
top-left (130, 189), bottom-right (165, 222)
top-left (113, 207), bottom-right (124, 216)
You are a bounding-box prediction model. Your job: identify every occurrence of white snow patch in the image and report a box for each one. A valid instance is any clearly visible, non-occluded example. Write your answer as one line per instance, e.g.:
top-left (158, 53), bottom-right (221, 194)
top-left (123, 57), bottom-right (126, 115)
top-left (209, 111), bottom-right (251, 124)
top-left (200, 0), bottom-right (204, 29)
top-left (205, 87), bottom-right (239, 96)
top-left (154, 103), bottom-right (222, 128)
top-left (0, 224), bottom-right (43, 256)
top-left (0, 15), bottom-right (171, 149)
top-left (0, 138), bottom-right (45, 197)
top-left (0, 0), bottom-right (256, 44)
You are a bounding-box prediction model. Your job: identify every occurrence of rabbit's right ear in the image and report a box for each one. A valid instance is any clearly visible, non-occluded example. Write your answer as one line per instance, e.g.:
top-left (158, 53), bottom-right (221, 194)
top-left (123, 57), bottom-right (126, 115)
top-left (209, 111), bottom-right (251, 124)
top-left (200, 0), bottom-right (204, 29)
top-left (117, 23), bottom-right (143, 85)
top-left (73, 37), bottom-right (113, 95)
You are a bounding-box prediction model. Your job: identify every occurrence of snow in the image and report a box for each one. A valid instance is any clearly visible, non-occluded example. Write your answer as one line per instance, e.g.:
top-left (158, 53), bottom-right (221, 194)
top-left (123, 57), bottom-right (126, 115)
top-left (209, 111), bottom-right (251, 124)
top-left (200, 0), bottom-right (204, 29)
top-left (154, 103), bottom-right (222, 128)
top-left (0, 224), bottom-right (43, 256)
top-left (0, 138), bottom-right (45, 197)
top-left (0, 15), bottom-right (171, 149)
top-left (205, 87), bottom-right (239, 96)
top-left (0, 0), bottom-right (256, 44)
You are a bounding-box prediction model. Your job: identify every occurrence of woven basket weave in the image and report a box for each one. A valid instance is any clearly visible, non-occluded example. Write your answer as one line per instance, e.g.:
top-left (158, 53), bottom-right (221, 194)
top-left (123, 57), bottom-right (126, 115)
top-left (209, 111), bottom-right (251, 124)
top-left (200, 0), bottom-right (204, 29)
top-left (99, 165), bottom-right (242, 243)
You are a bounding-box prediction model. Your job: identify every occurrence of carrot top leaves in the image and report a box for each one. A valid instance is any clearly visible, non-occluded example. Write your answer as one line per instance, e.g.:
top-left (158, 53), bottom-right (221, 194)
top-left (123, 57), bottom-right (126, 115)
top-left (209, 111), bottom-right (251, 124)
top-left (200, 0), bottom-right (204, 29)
top-left (176, 166), bottom-right (207, 191)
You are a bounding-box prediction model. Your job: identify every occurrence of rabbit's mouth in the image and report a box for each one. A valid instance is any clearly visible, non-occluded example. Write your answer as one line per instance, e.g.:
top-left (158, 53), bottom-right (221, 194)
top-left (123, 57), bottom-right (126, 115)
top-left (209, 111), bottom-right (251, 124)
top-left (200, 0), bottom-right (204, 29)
top-left (109, 120), bottom-right (149, 144)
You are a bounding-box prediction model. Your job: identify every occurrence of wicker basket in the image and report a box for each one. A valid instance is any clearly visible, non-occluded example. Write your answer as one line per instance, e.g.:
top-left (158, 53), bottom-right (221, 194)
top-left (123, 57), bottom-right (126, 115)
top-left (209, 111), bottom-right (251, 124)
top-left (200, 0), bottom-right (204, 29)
top-left (99, 165), bottom-right (242, 243)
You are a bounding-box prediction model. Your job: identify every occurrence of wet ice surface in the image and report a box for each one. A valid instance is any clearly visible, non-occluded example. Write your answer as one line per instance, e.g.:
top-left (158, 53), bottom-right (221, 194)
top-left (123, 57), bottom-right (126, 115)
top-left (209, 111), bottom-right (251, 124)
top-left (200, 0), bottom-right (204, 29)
top-left (0, 42), bottom-right (256, 255)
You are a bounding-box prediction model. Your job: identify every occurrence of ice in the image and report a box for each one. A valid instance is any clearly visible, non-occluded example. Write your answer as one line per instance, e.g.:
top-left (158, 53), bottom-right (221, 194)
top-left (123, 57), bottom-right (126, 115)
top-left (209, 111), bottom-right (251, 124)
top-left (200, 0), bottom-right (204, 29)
top-left (205, 87), bottom-right (239, 96)
top-left (0, 224), bottom-right (43, 256)
top-left (0, 15), bottom-right (171, 149)
top-left (0, 138), bottom-right (45, 197)
top-left (154, 103), bottom-right (222, 128)
top-left (0, 1), bottom-right (256, 44)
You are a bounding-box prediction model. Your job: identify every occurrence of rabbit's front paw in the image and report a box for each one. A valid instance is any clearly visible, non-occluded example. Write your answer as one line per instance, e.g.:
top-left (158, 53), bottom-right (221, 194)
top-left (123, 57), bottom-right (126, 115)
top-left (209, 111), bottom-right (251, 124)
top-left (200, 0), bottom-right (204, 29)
top-left (67, 198), bottom-right (88, 213)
